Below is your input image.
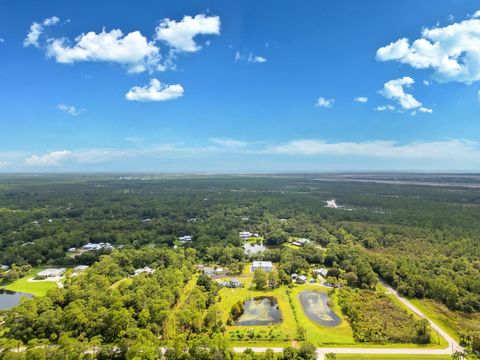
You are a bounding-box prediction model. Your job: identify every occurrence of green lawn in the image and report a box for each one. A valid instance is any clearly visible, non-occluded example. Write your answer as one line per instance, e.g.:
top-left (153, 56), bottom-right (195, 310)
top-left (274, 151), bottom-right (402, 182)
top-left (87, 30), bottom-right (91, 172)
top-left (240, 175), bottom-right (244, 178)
top-left (1, 267), bottom-right (57, 297)
top-left (219, 285), bottom-right (298, 345)
top-left (109, 277), bottom-right (133, 290)
top-left (290, 284), bottom-right (355, 345)
top-left (336, 355), bottom-right (451, 359)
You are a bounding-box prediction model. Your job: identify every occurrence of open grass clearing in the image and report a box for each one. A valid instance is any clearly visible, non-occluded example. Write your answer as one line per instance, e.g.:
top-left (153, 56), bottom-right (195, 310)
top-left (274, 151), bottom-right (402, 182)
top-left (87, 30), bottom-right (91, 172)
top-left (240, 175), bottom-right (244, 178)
top-left (1, 267), bottom-right (57, 297)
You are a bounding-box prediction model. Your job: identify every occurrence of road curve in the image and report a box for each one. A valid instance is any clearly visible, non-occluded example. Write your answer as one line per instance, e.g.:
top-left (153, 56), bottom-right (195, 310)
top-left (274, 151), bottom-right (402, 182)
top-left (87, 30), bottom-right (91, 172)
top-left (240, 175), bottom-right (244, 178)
top-left (234, 284), bottom-right (462, 359)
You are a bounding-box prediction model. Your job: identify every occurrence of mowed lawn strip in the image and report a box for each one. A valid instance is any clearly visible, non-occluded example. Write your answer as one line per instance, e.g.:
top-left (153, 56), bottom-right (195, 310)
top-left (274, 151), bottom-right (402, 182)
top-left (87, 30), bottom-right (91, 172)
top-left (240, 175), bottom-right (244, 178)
top-left (1, 267), bottom-right (57, 297)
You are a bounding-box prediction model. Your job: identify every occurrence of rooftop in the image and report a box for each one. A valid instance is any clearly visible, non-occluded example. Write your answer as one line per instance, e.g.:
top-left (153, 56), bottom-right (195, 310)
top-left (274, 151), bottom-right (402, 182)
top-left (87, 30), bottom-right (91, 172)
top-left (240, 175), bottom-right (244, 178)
top-left (37, 268), bottom-right (66, 277)
top-left (252, 261), bottom-right (273, 267)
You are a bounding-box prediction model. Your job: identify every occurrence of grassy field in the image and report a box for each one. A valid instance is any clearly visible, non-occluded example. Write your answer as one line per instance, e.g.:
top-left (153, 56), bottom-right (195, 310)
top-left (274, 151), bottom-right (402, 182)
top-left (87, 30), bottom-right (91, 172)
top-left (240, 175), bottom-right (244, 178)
top-left (219, 284), bottom-right (298, 345)
top-left (1, 267), bottom-right (57, 297)
top-left (335, 355), bottom-right (451, 359)
top-left (109, 277), bottom-right (133, 290)
top-left (219, 280), bottom-right (447, 348)
top-left (289, 284), bottom-right (355, 345)
top-left (410, 298), bottom-right (480, 343)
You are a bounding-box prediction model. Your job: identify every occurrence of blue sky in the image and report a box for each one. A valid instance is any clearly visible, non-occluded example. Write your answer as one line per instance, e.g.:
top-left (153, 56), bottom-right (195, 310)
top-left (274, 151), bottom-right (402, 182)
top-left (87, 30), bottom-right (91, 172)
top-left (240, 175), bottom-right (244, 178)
top-left (1, 0), bottom-right (480, 172)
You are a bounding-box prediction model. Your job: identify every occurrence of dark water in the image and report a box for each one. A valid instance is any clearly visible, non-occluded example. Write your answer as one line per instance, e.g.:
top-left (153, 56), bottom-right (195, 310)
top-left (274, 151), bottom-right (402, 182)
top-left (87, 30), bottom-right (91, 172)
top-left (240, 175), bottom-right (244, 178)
top-left (299, 290), bottom-right (340, 326)
top-left (234, 296), bottom-right (282, 326)
top-left (0, 289), bottom-right (32, 310)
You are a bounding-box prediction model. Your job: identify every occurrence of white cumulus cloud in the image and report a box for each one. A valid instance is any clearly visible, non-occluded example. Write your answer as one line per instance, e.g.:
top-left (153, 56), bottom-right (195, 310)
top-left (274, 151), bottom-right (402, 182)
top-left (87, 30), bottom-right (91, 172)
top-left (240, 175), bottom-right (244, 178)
top-left (57, 104), bottom-right (86, 116)
top-left (25, 150), bottom-right (72, 166)
top-left (374, 105), bottom-right (396, 112)
top-left (315, 97), bottom-right (334, 108)
top-left (46, 29), bottom-right (161, 73)
top-left (248, 53), bottom-right (267, 63)
top-left (354, 96), bottom-right (368, 103)
top-left (24, 16), bottom-right (60, 48)
top-left (376, 14), bottom-right (480, 84)
top-left (125, 78), bottom-right (184, 102)
top-left (379, 77), bottom-right (432, 113)
top-left (155, 14), bottom-right (220, 52)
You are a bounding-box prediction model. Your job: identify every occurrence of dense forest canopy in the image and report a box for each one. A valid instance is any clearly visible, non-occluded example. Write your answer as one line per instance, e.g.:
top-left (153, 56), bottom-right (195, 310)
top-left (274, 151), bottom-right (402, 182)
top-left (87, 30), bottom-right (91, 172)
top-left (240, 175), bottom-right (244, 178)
top-left (0, 174), bottom-right (479, 358)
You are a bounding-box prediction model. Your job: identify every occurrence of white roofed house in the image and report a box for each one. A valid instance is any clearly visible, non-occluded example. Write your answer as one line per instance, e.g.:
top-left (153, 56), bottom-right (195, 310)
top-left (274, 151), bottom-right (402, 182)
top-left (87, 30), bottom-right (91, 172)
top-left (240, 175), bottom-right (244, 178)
top-left (81, 242), bottom-right (113, 251)
top-left (179, 235), bottom-right (193, 243)
top-left (133, 267), bottom-right (155, 277)
top-left (297, 238), bottom-right (310, 246)
top-left (203, 267), bottom-right (224, 276)
top-left (37, 268), bottom-right (66, 279)
top-left (73, 265), bottom-right (89, 272)
top-left (313, 268), bottom-right (329, 279)
top-left (239, 231), bottom-right (252, 239)
top-left (251, 261), bottom-right (273, 273)
top-left (296, 275), bottom-right (307, 284)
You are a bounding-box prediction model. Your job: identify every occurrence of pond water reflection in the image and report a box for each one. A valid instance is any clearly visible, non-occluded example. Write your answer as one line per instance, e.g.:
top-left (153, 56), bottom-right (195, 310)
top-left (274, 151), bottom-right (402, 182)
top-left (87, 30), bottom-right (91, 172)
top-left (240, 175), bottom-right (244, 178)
top-left (0, 289), bottom-right (32, 310)
top-left (299, 290), bottom-right (340, 326)
top-left (233, 296), bottom-right (282, 326)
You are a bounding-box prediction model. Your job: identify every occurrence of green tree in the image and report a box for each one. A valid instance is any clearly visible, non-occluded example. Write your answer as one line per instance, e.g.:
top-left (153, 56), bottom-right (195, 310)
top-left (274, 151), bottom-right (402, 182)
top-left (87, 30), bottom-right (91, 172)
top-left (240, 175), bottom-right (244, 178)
top-left (253, 269), bottom-right (267, 290)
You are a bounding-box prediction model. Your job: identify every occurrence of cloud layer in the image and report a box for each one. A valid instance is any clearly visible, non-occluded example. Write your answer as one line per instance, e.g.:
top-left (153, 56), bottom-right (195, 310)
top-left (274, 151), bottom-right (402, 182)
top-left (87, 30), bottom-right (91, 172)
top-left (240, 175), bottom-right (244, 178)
top-left (47, 29), bottom-right (161, 73)
top-left (376, 15), bottom-right (480, 84)
top-left (57, 104), bottom-right (86, 116)
top-left (125, 78), bottom-right (184, 102)
top-left (315, 97), bottom-right (334, 108)
top-left (24, 16), bottom-right (60, 48)
top-left (8, 138), bottom-right (480, 171)
top-left (155, 14), bottom-right (220, 52)
top-left (379, 77), bottom-right (432, 114)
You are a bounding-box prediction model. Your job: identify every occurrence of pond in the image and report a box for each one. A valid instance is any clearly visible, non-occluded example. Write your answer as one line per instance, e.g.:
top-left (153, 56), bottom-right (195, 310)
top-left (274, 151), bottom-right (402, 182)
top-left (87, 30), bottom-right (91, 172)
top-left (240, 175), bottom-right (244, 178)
top-left (233, 296), bottom-right (282, 326)
top-left (299, 290), bottom-right (340, 327)
top-left (0, 289), bottom-right (32, 310)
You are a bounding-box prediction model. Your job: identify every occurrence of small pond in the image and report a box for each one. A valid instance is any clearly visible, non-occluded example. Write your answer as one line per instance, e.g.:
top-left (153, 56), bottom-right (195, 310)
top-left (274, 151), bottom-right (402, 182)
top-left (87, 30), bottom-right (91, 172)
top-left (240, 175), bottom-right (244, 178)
top-left (299, 290), bottom-right (340, 327)
top-left (0, 289), bottom-right (32, 310)
top-left (233, 296), bottom-right (282, 326)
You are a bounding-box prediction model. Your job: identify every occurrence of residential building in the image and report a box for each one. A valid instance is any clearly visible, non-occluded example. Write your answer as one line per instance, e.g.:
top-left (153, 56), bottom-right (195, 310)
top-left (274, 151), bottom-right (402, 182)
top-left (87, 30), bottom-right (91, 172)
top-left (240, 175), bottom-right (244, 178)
top-left (133, 267), bottom-right (155, 276)
top-left (81, 242), bottom-right (113, 251)
top-left (37, 268), bottom-right (66, 279)
top-left (203, 267), bottom-right (224, 276)
top-left (73, 265), bottom-right (89, 272)
top-left (251, 261), bottom-right (273, 273)
top-left (296, 275), bottom-right (307, 284)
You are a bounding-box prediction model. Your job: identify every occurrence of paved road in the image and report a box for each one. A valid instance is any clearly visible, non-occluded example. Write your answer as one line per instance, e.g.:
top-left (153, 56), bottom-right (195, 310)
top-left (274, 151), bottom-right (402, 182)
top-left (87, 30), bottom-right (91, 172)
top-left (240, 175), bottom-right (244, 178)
top-left (234, 284), bottom-right (463, 359)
